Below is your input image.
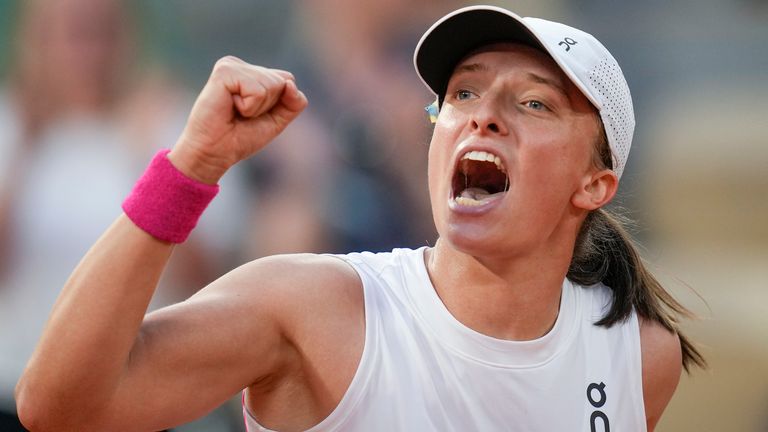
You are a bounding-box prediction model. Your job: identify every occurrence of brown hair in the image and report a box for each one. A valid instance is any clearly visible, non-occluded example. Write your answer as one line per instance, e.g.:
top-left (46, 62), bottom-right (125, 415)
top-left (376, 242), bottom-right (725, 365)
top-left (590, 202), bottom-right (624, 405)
top-left (568, 123), bottom-right (706, 372)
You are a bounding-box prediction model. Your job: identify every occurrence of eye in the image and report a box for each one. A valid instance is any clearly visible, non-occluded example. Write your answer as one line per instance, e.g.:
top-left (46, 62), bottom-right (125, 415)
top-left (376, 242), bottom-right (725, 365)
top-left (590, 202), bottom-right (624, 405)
top-left (455, 89), bottom-right (477, 101)
top-left (524, 100), bottom-right (548, 111)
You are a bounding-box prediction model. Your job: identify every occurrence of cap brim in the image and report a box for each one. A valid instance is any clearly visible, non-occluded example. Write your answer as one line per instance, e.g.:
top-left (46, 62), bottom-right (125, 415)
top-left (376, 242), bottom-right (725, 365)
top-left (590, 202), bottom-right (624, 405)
top-left (414, 6), bottom-right (542, 100)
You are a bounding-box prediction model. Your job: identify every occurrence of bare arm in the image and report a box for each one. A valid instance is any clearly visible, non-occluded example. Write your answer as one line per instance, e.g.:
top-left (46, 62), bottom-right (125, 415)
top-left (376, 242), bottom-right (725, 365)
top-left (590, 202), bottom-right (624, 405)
top-left (640, 318), bottom-right (684, 431)
top-left (14, 56), bottom-right (308, 431)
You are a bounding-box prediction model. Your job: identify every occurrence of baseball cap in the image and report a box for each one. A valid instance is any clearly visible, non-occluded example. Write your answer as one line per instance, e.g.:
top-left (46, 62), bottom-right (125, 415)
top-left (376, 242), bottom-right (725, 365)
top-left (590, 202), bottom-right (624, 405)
top-left (414, 5), bottom-right (635, 178)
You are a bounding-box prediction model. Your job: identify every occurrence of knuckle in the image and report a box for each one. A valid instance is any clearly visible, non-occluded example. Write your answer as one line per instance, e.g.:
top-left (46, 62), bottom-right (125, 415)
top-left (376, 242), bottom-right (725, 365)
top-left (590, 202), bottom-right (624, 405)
top-left (218, 55), bottom-right (241, 65)
top-left (212, 56), bottom-right (240, 74)
top-left (252, 83), bottom-right (267, 99)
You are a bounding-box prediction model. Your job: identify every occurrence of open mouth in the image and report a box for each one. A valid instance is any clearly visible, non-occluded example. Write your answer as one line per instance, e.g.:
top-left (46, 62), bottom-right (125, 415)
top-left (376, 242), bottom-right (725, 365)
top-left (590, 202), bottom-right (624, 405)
top-left (451, 150), bottom-right (509, 207)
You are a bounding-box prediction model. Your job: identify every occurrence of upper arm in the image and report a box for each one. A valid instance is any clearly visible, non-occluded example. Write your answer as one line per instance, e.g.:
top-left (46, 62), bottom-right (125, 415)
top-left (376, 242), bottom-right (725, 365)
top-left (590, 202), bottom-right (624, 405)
top-left (640, 317), bottom-right (683, 431)
top-left (101, 253), bottom-right (359, 431)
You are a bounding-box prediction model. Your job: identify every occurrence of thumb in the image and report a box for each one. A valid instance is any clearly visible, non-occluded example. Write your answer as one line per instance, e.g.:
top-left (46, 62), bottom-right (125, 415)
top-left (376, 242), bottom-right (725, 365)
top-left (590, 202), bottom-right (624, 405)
top-left (265, 80), bottom-right (308, 131)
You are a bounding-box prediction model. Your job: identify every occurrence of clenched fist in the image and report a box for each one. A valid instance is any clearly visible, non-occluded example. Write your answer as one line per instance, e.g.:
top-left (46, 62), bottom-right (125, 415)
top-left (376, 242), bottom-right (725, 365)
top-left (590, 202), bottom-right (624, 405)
top-left (168, 56), bottom-right (308, 184)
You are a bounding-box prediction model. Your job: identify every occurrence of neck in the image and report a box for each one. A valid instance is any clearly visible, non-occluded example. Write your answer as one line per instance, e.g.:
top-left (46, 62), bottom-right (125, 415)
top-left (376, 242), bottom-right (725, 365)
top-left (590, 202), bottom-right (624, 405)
top-left (425, 237), bottom-right (574, 341)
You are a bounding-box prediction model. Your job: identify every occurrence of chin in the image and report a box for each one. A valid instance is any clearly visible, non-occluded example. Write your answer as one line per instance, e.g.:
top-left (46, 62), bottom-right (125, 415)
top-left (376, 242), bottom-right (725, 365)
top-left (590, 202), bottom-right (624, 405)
top-left (439, 221), bottom-right (513, 258)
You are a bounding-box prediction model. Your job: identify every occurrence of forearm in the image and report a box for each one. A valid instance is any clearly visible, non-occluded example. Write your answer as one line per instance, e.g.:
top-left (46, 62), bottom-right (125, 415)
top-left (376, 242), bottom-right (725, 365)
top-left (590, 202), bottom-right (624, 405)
top-left (15, 57), bottom-right (308, 431)
top-left (15, 214), bottom-right (174, 429)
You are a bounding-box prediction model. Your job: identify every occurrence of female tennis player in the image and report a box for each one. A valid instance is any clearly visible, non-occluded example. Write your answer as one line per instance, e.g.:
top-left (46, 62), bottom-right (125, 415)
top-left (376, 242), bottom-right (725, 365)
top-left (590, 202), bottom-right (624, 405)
top-left (16, 5), bottom-right (703, 431)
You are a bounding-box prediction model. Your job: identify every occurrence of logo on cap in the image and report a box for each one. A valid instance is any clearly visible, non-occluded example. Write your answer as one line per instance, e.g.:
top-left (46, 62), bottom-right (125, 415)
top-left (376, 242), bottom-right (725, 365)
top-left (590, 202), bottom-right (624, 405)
top-left (558, 37), bottom-right (578, 51)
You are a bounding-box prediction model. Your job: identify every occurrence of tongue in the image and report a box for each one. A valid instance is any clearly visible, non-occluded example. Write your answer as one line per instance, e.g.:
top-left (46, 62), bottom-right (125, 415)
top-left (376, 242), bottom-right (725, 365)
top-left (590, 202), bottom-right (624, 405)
top-left (459, 187), bottom-right (492, 200)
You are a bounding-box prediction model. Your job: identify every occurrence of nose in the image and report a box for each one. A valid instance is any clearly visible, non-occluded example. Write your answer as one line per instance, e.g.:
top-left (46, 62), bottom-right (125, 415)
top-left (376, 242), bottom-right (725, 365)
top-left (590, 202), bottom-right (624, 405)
top-left (469, 93), bottom-right (509, 136)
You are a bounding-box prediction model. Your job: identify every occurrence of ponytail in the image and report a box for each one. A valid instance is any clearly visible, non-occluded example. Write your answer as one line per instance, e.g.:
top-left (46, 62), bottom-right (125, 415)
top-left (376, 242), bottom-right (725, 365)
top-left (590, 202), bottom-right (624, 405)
top-left (568, 208), bottom-right (706, 372)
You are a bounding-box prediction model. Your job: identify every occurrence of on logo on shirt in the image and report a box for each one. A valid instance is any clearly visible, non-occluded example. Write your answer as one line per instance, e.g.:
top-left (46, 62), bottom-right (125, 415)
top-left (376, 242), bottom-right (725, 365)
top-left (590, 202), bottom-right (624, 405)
top-left (586, 381), bottom-right (610, 432)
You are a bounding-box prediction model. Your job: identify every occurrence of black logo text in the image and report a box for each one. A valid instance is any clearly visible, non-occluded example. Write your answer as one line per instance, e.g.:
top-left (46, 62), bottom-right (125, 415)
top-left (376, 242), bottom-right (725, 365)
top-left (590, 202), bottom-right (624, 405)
top-left (587, 382), bottom-right (610, 432)
top-left (558, 37), bottom-right (578, 51)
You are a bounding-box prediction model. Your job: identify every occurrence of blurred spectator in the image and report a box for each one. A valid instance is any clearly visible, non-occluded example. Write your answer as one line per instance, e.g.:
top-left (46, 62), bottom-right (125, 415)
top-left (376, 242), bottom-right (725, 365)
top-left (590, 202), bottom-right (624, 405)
top-left (0, 0), bottom-right (249, 429)
top-left (242, 0), bottom-right (468, 257)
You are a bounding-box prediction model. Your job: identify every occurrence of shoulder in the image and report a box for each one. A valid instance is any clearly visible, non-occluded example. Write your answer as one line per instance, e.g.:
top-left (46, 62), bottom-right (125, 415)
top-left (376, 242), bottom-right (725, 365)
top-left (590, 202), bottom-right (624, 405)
top-left (236, 253), bottom-right (361, 288)
top-left (186, 253), bottom-right (365, 380)
top-left (639, 317), bottom-right (683, 431)
top-left (214, 253), bottom-right (364, 318)
top-left (185, 253), bottom-right (364, 349)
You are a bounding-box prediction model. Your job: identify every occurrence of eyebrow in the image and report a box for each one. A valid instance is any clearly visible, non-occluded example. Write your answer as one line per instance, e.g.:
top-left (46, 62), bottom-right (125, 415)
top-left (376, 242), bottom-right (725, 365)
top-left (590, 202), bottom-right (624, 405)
top-left (525, 72), bottom-right (569, 100)
top-left (452, 62), bottom-right (489, 75)
top-left (450, 63), bottom-right (571, 103)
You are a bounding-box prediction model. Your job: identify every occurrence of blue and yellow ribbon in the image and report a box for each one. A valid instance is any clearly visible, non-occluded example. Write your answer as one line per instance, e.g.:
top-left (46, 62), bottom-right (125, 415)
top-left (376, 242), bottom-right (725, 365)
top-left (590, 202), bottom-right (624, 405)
top-left (425, 99), bottom-right (439, 124)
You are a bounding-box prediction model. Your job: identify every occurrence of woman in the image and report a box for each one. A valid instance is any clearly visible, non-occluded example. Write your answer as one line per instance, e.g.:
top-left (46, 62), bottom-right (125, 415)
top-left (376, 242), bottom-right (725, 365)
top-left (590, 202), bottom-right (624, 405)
top-left (15, 5), bottom-right (703, 431)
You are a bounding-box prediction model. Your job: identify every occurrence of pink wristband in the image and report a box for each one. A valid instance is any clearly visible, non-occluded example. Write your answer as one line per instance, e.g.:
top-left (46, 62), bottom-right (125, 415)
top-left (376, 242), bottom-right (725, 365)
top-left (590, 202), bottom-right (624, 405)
top-left (122, 149), bottom-right (219, 243)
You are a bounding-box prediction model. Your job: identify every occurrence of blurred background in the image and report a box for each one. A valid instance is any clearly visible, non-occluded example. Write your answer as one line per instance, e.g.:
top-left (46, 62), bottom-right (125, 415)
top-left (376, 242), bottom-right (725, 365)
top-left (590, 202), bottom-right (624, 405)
top-left (0, 0), bottom-right (765, 431)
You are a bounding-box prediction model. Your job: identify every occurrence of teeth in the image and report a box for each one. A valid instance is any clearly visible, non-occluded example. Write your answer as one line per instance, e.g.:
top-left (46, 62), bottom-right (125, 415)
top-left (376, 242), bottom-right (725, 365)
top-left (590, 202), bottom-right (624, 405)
top-left (454, 187), bottom-right (502, 207)
top-left (455, 196), bottom-right (478, 206)
top-left (455, 196), bottom-right (484, 206)
top-left (461, 150), bottom-right (506, 173)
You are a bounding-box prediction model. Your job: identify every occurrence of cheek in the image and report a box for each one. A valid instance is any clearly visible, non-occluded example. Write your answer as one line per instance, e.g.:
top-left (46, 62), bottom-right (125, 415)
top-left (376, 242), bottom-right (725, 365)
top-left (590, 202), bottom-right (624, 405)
top-left (426, 139), bottom-right (440, 196)
top-left (427, 136), bottom-right (450, 206)
top-left (524, 123), bottom-right (591, 179)
top-left (518, 134), bottom-right (568, 176)
top-left (513, 136), bottom-right (582, 208)
top-left (427, 112), bottom-right (463, 187)
top-left (432, 104), bottom-right (467, 143)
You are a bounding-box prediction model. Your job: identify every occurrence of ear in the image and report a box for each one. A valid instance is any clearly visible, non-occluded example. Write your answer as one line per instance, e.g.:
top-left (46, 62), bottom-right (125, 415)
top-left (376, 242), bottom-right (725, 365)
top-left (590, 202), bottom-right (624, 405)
top-left (571, 169), bottom-right (618, 210)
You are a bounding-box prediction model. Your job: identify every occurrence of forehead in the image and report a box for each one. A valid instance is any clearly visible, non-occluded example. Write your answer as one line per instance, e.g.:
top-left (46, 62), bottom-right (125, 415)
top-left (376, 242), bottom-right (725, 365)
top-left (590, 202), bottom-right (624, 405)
top-left (451, 42), bottom-right (566, 84)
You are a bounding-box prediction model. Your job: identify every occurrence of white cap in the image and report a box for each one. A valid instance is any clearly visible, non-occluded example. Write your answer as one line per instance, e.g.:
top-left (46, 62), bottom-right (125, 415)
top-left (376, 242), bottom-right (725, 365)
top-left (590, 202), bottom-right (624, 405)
top-left (414, 5), bottom-right (635, 178)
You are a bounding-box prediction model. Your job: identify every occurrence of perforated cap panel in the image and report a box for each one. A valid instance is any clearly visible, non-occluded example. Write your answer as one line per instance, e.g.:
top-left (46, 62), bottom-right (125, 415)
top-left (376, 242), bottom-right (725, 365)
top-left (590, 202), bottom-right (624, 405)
top-left (587, 58), bottom-right (634, 177)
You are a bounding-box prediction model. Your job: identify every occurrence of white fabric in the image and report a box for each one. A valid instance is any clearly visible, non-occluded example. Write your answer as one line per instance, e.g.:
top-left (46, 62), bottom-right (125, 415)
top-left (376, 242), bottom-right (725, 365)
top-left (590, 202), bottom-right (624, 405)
top-left (244, 247), bottom-right (646, 431)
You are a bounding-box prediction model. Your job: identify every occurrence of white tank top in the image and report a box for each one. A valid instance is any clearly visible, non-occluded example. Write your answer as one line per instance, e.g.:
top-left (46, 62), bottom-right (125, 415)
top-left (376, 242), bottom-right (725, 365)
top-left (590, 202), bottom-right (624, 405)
top-left (244, 247), bottom-right (646, 431)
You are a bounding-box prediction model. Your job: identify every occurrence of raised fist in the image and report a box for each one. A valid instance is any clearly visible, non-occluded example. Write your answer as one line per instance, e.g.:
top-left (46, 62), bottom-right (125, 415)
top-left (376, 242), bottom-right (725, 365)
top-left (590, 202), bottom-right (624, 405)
top-left (169, 56), bottom-right (308, 184)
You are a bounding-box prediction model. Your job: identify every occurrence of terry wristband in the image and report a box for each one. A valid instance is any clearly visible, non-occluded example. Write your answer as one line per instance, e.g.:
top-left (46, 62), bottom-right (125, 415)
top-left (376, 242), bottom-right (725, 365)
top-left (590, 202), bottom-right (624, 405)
top-left (122, 149), bottom-right (219, 243)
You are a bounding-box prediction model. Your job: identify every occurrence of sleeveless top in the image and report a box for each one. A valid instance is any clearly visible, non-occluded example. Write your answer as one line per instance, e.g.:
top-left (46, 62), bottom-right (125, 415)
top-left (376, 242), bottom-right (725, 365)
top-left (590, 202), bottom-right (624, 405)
top-left (244, 247), bottom-right (646, 431)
